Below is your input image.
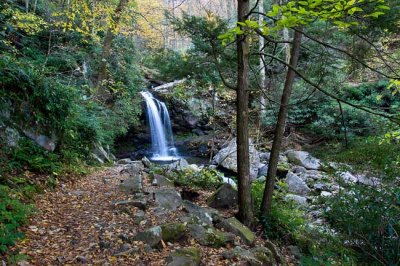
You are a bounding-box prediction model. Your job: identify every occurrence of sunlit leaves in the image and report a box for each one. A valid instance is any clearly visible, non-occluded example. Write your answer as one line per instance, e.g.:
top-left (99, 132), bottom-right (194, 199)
top-left (1, 8), bottom-right (47, 35)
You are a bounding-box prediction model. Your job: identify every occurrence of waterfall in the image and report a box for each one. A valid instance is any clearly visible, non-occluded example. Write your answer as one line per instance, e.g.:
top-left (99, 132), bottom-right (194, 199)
top-left (140, 91), bottom-right (178, 160)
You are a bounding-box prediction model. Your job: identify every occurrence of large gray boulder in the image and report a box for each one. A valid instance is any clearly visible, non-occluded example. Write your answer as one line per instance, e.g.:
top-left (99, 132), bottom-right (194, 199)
top-left (119, 175), bottom-right (142, 194)
top-left (183, 200), bottom-right (218, 225)
top-left (152, 188), bottom-right (182, 211)
top-left (286, 150), bottom-right (321, 170)
top-left (285, 172), bottom-right (311, 196)
top-left (166, 247), bottom-right (201, 266)
top-left (187, 224), bottom-right (235, 248)
top-left (213, 138), bottom-right (260, 179)
top-left (160, 223), bottom-right (187, 242)
top-left (207, 183), bottom-right (238, 209)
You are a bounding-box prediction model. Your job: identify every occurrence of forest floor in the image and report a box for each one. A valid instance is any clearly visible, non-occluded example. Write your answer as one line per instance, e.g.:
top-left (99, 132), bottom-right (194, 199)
top-left (10, 163), bottom-right (286, 265)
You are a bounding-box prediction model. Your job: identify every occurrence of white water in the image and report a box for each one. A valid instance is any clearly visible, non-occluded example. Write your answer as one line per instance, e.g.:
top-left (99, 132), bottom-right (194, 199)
top-left (141, 91), bottom-right (178, 161)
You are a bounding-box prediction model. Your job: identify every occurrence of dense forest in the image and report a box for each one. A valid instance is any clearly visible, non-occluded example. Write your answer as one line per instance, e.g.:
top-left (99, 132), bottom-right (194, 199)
top-left (1, 0), bottom-right (399, 265)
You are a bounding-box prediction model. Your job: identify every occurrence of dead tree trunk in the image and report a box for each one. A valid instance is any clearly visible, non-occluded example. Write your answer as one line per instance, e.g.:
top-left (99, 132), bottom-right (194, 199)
top-left (261, 28), bottom-right (303, 214)
top-left (237, 0), bottom-right (254, 227)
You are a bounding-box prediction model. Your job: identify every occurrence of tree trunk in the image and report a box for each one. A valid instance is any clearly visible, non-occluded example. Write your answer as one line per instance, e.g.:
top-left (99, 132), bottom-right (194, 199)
top-left (257, 0), bottom-right (266, 142)
top-left (261, 27), bottom-right (303, 214)
top-left (237, 0), bottom-right (254, 227)
top-left (95, 0), bottom-right (129, 100)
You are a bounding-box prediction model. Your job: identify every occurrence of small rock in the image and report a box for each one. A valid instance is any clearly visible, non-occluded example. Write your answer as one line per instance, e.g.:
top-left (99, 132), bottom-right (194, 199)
top-left (258, 164), bottom-right (269, 177)
top-left (187, 224), bottom-right (235, 248)
top-left (285, 194), bottom-right (307, 205)
top-left (222, 246), bottom-right (275, 266)
top-left (291, 165), bottom-right (306, 174)
top-left (313, 183), bottom-right (328, 191)
top-left (320, 191), bottom-right (332, 197)
top-left (119, 175), bottom-right (142, 194)
top-left (153, 188), bottom-right (182, 211)
top-left (207, 183), bottom-right (238, 209)
top-left (166, 247), bottom-right (201, 266)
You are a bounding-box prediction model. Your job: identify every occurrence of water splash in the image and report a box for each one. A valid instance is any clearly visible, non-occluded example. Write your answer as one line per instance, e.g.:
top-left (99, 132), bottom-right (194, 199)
top-left (140, 91), bottom-right (179, 161)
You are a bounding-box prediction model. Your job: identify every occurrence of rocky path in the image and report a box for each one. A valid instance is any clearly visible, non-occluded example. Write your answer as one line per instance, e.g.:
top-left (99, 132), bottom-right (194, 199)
top-left (13, 161), bottom-right (284, 265)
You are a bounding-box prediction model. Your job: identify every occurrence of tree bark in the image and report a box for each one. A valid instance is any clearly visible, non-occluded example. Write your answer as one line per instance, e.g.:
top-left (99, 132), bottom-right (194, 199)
top-left (237, 0), bottom-right (254, 227)
top-left (95, 0), bottom-right (129, 100)
top-left (261, 27), bottom-right (303, 214)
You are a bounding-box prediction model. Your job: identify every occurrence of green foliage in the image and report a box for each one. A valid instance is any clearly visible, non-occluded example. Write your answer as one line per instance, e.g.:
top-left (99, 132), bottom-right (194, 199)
top-left (324, 184), bottom-right (400, 265)
top-left (252, 180), bottom-right (356, 264)
top-left (0, 185), bottom-right (32, 254)
top-left (166, 168), bottom-right (223, 190)
top-left (313, 136), bottom-right (400, 179)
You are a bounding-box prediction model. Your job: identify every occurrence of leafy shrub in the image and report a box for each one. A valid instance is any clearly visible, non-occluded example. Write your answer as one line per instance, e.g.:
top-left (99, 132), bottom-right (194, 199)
top-left (166, 168), bottom-right (223, 190)
top-left (0, 185), bottom-right (32, 254)
top-left (324, 184), bottom-right (400, 265)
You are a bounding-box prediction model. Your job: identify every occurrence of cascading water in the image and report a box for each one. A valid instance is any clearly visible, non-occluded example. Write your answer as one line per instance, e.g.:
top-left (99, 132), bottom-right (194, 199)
top-left (141, 91), bottom-right (178, 161)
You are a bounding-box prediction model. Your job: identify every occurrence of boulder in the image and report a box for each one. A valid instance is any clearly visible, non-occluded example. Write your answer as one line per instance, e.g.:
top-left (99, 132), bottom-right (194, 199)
top-left (313, 183), bottom-right (328, 191)
top-left (285, 194), bottom-right (307, 205)
top-left (259, 152), bottom-right (271, 162)
top-left (187, 224), bottom-right (235, 248)
top-left (166, 247), bottom-right (201, 266)
top-left (338, 171), bottom-right (357, 183)
top-left (134, 226), bottom-right (162, 247)
top-left (207, 183), bottom-right (238, 209)
top-left (167, 158), bottom-right (189, 171)
top-left (183, 200), bottom-right (217, 225)
top-left (152, 174), bottom-right (174, 187)
top-left (160, 223), bottom-right (187, 242)
top-left (119, 175), bottom-right (142, 194)
top-left (286, 150), bottom-right (321, 170)
top-left (222, 246), bottom-right (276, 266)
top-left (112, 199), bottom-right (147, 210)
top-left (217, 217), bottom-right (255, 245)
top-left (152, 188), bottom-right (182, 211)
top-left (142, 156), bottom-right (152, 168)
top-left (285, 172), bottom-right (311, 196)
top-left (213, 138), bottom-right (260, 179)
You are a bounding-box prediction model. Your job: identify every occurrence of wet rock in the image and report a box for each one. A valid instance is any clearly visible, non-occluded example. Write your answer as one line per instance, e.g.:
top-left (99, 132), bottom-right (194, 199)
top-left (153, 188), bottom-right (182, 211)
top-left (119, 175), bottom-right (142, 194)
top-left (160, 223), bottom-right (187, 242)
top-left (207, 183), bottom-right (238, 209)
top-left (217, 217), bottom-right (255, 245)
top-left (285, 172), bottom-right (311, 196)
top-left (134, 226), bottom-right (162, 247)
top-left (286, 150), bottom-right (321, 170)
top-left (213, 138), bottom-right (260, 179)
top-left (166, 247), bottom-right (201, 266)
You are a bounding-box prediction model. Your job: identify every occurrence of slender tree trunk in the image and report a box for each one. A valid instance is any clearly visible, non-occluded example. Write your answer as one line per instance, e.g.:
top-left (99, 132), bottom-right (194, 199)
top-left (237, 0), bottom-right (254, 227)
top-left (25, 0), bottom-right (29, 12)
top-left (257, 0), bottom-right (266, 142)
top-left (261, 28), bottom-right (303, 214)
top-left (95, 0), bottom-right (129, 100)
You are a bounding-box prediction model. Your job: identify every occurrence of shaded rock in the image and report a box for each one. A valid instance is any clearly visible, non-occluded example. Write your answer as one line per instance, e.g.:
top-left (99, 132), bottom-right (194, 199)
top-left (133, 210), bottom-right (146, 224)
top-left (207, 183), bottom-right (238, 209)
top-left (152, 174), bottom-right (174, 187)
top-left (313, 183), bottom-right (328, 191)
top-left (134, 226), bottom-right (162, 247)
top-left (213, 138), bottom-right (260, 179)
top-left (291, 165), bottom-right (306, 174)
top-left (288, 245), bottom-right (302, 259)
top-left (166, 247), bottom-right (201, 266)
top-left (286, 150), bottom-right (320, 170)
top-left (117, 158), bottom-right (133, 165)
top-left (187, 224), bottom-right (235, 248)
top-left (277, 162), bottom-right (290, 178)
top-left (183, 200), bottom-right (218, 225)
top-left (153, 188), bottom-right (182, 211)
top-left (217, 217), bottom-right (254, 245)
top-left (259, 152), bottom-right (271, 162)
top-left (119, 175), bottom-right (142, 194)
top-left (285, 172), bottom-right (311, 196)
top-left (258, 164), bottom-right (269, 177)
top-left (160, 223), bottom-right (187, 242)
top-left (1, 127), bottom-right (20, 147)
top-left (112, 199), bottom-right (147, 210)
top-left (222, 246), bottom-right (276, 266)
top-left (285, 194), bottom-right (307, 205)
